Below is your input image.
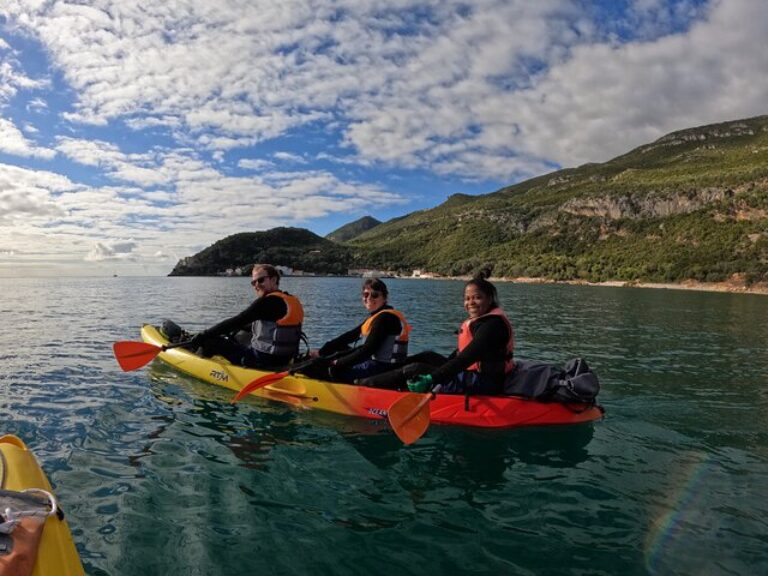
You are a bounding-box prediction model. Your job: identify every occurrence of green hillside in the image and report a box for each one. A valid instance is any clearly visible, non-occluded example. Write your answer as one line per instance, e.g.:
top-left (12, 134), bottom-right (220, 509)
top-left (347, 116), bottom-right (768, 285)
top-left (169, 227), bottom-right (353, 276)
top-left (326, 216), bottom-right (382, 242)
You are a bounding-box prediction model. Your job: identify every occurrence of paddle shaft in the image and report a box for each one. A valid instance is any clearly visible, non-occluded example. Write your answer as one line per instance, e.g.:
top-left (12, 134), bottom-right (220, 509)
top-left (129, 340), bottom-right (192, 361)
top-left (231, 350), bottom-right (349, 403)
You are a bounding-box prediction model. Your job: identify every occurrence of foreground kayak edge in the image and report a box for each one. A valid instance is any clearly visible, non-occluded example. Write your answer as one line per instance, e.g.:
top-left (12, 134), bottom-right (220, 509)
top-left (0, 435), bottom-right (84, 576)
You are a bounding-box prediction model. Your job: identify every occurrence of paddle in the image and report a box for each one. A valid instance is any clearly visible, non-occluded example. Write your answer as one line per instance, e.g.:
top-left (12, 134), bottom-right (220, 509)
top-left (387, 384), bottom-right (443, 445)
top-left (112, 340), bottom-right (191, 372)
top-left (231, 352), bottom-right (344, 404)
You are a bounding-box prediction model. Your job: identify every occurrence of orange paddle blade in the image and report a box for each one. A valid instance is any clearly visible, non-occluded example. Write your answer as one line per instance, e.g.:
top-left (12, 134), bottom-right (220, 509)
top-left (231, 371), bottom-right (290, 403)
top-left (113, 341), bottom-right (163, 371)
top-left (387, 392), bottom-right (433, 445)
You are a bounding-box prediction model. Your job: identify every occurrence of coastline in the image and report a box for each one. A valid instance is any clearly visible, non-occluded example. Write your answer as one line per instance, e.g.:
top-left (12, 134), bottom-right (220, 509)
top-left (496, 276), bottom-right (768, 296)
top-left (404, 274), bottom-right (768, 296)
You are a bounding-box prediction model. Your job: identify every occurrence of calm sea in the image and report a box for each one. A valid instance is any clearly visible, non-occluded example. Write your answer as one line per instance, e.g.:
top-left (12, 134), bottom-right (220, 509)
top-left (1, 276), bottom-right (767, 576)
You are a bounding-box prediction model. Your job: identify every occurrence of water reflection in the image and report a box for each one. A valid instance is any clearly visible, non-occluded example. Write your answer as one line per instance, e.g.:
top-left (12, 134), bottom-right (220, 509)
top-left (147, 357), bottom-right (596, 489)
top-left (344, 423), bottom-right (595, 490)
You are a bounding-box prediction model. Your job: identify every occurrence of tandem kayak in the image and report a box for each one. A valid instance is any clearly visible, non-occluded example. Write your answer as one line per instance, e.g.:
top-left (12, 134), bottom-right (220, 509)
top-left (141, 324), bottom-right (604, 428)
top-left (0, 435), bottom-right (84, 576)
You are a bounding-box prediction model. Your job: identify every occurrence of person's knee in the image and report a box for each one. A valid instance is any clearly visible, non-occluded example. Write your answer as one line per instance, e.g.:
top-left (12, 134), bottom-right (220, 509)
top-left (402, 363), bottom-right (433, 378)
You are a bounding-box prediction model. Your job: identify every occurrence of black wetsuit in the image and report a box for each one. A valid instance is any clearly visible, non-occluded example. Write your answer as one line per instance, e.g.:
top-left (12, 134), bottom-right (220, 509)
top-left (311, 305), bottom-right (404, 382)
top-left (431, 315), bottom-right (512, 395)
top-left (358, 315), bottom-right (511, 395)
top-left (196, 295), bottom-right (290, 368)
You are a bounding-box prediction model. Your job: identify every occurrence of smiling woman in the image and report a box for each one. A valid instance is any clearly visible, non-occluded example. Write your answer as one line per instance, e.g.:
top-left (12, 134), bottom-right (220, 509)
top-left (300, 277), bottom-right (412, 383)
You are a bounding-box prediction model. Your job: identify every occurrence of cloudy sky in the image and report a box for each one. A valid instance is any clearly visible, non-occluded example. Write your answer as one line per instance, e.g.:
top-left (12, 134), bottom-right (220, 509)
top-left (1, 0), bottom-right (766, 276)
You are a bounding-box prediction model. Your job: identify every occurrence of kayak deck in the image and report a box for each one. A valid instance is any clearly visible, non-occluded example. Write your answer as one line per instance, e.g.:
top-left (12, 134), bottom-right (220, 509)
top-left (0, 435), bottom-right (84, 576)
top-left (141, 324), bottom-right (604, 428)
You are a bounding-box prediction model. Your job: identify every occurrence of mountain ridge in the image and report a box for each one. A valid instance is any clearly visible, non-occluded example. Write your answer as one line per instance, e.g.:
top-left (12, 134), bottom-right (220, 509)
top-left (346, 114), bottom-right (768, 285)
top-left (170, 115), bottom-right (768, 287)
top-left (325, 216), bottom-right (382, 242)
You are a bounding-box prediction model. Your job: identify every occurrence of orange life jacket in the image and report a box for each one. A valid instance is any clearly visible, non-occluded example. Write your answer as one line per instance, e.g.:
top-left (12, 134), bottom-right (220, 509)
top-left (457, 307), bottom-right (515, 373)
top-left (360, 308), bottom-right (411, 363)
top-left (250, 291), bottom-right (304, 358)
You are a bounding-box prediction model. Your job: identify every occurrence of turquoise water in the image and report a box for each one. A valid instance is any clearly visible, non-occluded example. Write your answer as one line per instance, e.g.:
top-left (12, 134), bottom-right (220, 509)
top-left (1, 276), bottom-right (767, 575)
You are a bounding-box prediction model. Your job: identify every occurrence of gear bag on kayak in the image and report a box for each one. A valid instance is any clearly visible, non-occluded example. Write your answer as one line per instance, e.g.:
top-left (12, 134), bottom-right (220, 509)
top-left (503, 357), bottom-right (600, 404)
top-left (0, 489), bottom-right (59, 576)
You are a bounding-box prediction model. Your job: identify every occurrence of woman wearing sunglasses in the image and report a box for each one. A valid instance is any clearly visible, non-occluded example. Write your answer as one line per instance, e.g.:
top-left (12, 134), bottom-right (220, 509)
top-left (187, 264), bottom-right (304, 369)
top-left (306, 277), bottom-right (411, 383)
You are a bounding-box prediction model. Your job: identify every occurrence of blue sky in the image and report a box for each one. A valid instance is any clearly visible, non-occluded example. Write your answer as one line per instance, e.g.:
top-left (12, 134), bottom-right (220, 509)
top-left (0, 0), bottom-right (765, 276)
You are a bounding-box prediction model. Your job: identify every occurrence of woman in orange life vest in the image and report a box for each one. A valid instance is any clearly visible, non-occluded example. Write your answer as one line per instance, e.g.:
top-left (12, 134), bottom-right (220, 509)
top-left (186, 264), bottom-right (304, 369)
top-left (362, 273), bottom-right (514, 396)
top-left (303, 277), bottom-right (411, 383)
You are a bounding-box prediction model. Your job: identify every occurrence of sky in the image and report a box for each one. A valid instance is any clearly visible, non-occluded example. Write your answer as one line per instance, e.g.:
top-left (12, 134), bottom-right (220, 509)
top-left (1, 0), bottom-right (767, 276)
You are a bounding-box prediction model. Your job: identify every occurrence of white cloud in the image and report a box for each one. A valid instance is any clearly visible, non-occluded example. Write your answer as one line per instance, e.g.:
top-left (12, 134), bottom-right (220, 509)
top-left (1, 49), bottom-right (47, 102)
top-left (238, 158), bottom-right (274, 170)
top-left (0, 117), bottom-right (56, 159)
top-left (0, 148), bottom-right (406, 273)
top-left (124, 115), bottom-right (181, 130)
top-left (1, 0), bottom-right (585, 180)
top-left (495, 0), bottom-right (768, 166)
top-left (0, 164), bottom-right (71, 225)
top-left (4, 0), bottom-right (760, 181)
top-left (56, 136), bottom-right (174, 186)
top-left (26, 97), bottom-right (48, 113)
top-left (55, 137), bottom-right (128, 167)
top-left (273, 151), bottom-right (307, 164)
top-left (85, 239), bottom-right (138, 261)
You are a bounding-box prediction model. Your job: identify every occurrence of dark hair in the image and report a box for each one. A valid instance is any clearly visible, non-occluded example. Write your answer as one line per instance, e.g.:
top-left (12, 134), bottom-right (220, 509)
top-left (253, 264), bottom-right (280, 284)
top-left (465, 272), bottom-right (499, 308)
top-left (362, 277), bottom-right (388, 297)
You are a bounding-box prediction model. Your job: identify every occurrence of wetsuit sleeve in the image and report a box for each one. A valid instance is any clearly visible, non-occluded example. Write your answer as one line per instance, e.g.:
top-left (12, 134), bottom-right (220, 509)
top-left (203, 295), bottom-right (287, 337)
top-left (333, 312), bottom-right (402, 369)
top-left (428, 317), bottom-right (509, 384)
top-left (318, 324), bottom-right (364, 356)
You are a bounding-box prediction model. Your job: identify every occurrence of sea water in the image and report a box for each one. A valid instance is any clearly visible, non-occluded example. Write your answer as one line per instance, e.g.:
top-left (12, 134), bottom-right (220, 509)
top-left (1, 276), bottom-right (766, 575)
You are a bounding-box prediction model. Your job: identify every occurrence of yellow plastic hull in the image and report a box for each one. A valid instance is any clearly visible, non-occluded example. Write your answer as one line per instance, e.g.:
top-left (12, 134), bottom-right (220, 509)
top-left (0, 435), bottom-right (84, 576)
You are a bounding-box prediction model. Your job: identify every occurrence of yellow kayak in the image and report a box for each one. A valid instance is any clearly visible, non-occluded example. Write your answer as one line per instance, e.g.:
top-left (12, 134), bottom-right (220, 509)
top-left (0, 435), bottom-right (84, 576)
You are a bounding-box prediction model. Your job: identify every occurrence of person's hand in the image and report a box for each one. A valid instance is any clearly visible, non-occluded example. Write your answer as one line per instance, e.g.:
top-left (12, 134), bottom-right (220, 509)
top-left (326, 360), bottom-right (339, 380)
top-left (407, 374), bottom-right (433, 393)
top-left (188, 332), bottom-right (207, 350)
top-left (309, 349), bottom-right (321, 359)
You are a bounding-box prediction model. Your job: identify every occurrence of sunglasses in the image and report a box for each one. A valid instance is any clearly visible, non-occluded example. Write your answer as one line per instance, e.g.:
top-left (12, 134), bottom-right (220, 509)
top-left (362, 290), bottom-right (382, 299)
top-left (251, 276), bottom-right (271, 286)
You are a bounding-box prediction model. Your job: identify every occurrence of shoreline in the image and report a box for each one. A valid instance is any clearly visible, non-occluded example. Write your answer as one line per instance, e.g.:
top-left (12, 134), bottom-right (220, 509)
top-left (405, 274), bottom-right (768, 296)
top-left (500, 276), bottom-right (768, 295)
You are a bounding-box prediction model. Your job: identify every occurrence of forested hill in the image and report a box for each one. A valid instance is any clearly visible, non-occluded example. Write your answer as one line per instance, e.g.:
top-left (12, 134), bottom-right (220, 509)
top-left (169, 115), bottom-right (768, 286)
top-left (326, 216), bottom-right (381, 242)
top-left (346, 115), bottom-right (768, 286)
top-left (169, 228), bottom-right (353, 276)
